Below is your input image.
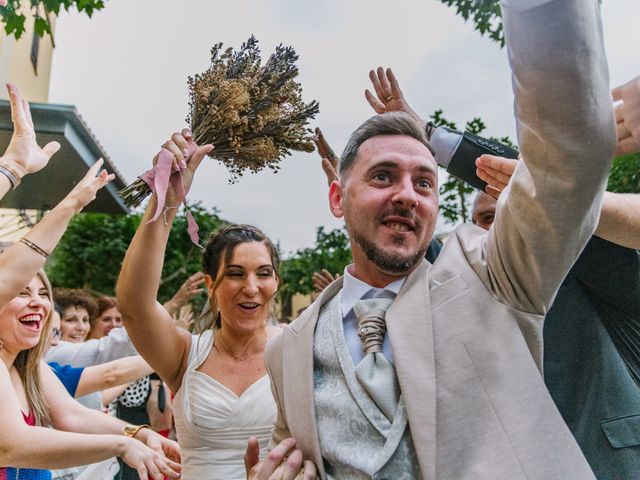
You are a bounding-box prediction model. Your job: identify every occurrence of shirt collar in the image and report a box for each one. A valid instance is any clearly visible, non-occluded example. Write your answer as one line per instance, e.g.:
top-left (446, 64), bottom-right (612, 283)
top-left (341, 264), bottom-right (405, 317)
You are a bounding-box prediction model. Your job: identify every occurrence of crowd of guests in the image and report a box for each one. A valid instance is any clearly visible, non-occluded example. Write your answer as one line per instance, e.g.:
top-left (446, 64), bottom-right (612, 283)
top-left (1, 0), bottom-right (639, 479)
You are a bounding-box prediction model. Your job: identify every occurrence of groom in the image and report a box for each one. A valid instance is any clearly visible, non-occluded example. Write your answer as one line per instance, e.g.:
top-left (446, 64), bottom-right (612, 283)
top-left (248, 0), bottom-right (615, 478)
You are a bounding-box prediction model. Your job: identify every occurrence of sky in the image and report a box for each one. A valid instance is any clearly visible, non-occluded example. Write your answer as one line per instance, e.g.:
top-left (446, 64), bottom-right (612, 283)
top-left (48, 0), bottom-right (640, 256)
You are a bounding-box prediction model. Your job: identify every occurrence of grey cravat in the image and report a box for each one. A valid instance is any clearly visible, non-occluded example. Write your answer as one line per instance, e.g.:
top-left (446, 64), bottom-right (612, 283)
top-left (353, 289), bottom-right (399, 421)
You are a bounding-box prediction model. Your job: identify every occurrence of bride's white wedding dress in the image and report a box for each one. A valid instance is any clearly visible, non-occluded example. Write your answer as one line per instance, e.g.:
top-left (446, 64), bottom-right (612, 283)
top-left (173, 330), bottom-right (276, 480)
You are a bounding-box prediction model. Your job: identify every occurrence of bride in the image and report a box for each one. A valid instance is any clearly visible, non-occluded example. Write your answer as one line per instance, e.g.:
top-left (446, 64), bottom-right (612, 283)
top-left (116, 129), bottom-right (283, 479)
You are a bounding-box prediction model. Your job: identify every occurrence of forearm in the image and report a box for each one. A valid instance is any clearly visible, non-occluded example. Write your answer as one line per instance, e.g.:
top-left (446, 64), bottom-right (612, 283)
top-left (116, 196), bottom-right (189, 389)
top-left (117, 196), bottom-right (175, 319)
top-left (0, 201), bottom-right (76, 308)
top-left (54, 402), bottom-right (129, 435)
top-left (486, 0), bottom-right (615, 313)
top-left (0, 173), bottom-right (11, 200)
top-left (102, 383), bottom-right (129, 406)
top-left (77, 356), bottom-right (153, 397)
top-left (45, 328), bottom-right (137, 367)
top-left (595, 192), bottom-right (640, 249)
top-left (0, 426), bottom-right (127, 470)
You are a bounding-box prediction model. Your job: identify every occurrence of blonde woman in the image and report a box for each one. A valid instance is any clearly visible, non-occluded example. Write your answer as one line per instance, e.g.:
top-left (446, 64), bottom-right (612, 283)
top-left (0, 85), bottom-right (180, 480)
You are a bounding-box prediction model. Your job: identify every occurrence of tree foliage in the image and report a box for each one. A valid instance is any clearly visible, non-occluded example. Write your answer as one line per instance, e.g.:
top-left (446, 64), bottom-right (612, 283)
top-left (0, 0), bottom-right (105, 39)
top-left (607, 153), bottom-right (640, 193)
top-left (46, 204), bottom-right (226, 303)
top-left (279, 226), bottom-right (351, 305)
top-left (439, 0), bottom-right (505, 47)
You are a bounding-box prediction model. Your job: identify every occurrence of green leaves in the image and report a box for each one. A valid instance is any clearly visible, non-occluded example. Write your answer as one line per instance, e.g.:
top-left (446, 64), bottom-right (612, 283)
top-left (607, 153), bottom-right (640, 194)
top-left (439, 0), bottom-right (505, 47)
top-left (46, 203), bottom-right (225, 304)
top-left (279, 227), bottom-right (351, 303)
top-left (33, 15), bottom-right (49, 36)
top-left (2, 10), bottom-right (26, 38)
top-left (0, 0), bottom-right (107, 39)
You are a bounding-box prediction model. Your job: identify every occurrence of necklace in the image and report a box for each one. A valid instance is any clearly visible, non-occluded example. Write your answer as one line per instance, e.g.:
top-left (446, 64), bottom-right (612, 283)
top-left (214, 328), bottom-right (268, 361)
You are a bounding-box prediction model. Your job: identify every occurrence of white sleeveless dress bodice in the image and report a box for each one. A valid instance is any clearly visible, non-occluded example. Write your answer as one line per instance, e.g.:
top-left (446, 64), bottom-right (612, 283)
top-left (173, 330), bottom-right (276, 479)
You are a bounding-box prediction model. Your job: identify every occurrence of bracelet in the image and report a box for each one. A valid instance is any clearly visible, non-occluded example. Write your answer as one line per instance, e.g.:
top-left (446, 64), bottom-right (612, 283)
top-left (0, 165), bottom-right (19, 189)
top-left (0, 160), bottom-right (23, 188)
top-left (123, 424), bottom-right (150, 438)
top-left (18, 238), bottom-right (49, 259)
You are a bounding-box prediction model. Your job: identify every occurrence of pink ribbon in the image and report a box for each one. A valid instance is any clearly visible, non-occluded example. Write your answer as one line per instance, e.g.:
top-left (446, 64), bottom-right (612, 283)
top-left (138, 142), bottom-right (200, 245)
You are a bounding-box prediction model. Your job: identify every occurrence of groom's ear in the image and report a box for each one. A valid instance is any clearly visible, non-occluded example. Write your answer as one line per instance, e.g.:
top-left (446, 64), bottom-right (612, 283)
top-left (329, 180), bottom-right (344, 219)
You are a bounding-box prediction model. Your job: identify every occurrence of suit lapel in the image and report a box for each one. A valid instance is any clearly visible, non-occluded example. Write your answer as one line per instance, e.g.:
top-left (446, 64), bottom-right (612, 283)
top-left (282, 278), bottom-right (344, 479)
top-left (386, 260), bottom-right (436, 480)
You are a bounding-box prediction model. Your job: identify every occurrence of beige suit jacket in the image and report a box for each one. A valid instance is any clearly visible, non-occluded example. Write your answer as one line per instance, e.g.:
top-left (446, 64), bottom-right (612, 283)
top-left (266, 0), bottom-right (616, 478)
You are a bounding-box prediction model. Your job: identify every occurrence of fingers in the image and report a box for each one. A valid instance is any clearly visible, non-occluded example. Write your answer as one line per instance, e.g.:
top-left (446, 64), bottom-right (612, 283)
top-left (313, 128), bottom-right (338, 163)
top-left (280, 449), bottom-right (303, 480)
top-left (616, 117), bottom-right (631, 141)
top-left (189, 144), bottom-right (213, 171)
top-left (616, 135), bottom-right (640, 156)
top-left (475, 154), bottom-right (517, 175)
top-left (376, 66), bottom-right (392, 101)
top-left (7, 83), bottom-right (28, 133)
top-left (189, 271), bottom-right (206, 282)
top-left (262, 438), bottom-right (297, 476)
top-left (136, 464), bottom-right (149, 480)
top-left (312, 273), bottom-right (327, 292)
top-left (85, 159), bottom-right (114, 188)
top-left (314, 129), bottom-right (339, 181)
top-left (612, 84), bottom-right (623, 102)
top-left (386, 68), bottom-right (403, 99)
top-left (485, 184), bottom-right (502, 200)
top-left (369, 69), bottom-right (385, 103)
top-left (302, 459), bottom-right (317, 480)
top-left (87, 158), bottom-right (105, 176)
top-left (22, 98), bottom-right (34, 130)
top-left (244, 436), bottom-right (261, 474)
top-left (144, 452), bottom-right (181, 480)
top-left (312, 269), bottom-right (336, 292)
top-left (615, 102), bottom-right (625, 124)
top-left (312, 127), bottom-right (327, 157)
top-left (184, 272), bottom-right (205, 296)
top-left (158, 457), bottom-right (181, 478)
top-left (321, 158), bottom-right (339, 186)
top-left (162, 139), bottom-right (185, 172)
top-left (171, 131), bottom-right (190, 153)
top-left (98, 169), bottom-right (116, 186)
top-left (42, 141), bottom-right (61, 160)
top-left (364, 89), bottom-right (386, 114)
top-left (475, 155), bottom-right (517, 190)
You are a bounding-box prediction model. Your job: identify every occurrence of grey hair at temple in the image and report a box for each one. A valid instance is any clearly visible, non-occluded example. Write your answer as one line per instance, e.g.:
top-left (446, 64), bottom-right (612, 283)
top-left (338, 111), bottom-right (433, 180)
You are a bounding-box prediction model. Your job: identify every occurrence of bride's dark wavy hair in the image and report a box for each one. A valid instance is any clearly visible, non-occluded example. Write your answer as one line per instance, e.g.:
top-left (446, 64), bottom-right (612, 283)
top-left (201, 224), bottom-right (280, 330)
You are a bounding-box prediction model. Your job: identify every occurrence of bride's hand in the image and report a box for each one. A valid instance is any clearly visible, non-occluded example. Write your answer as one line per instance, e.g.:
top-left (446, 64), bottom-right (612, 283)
top-left (153, 128), bottom-right (213, 204)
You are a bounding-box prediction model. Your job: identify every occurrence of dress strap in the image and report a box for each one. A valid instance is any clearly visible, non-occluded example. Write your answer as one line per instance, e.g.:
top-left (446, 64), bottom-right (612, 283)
top-left (188, 330), bottom-right (215, 369)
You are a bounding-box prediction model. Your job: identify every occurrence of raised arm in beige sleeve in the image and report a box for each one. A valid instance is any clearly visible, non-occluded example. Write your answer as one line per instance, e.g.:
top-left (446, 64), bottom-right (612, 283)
top-left (484, 0), bottom-right (616, 314)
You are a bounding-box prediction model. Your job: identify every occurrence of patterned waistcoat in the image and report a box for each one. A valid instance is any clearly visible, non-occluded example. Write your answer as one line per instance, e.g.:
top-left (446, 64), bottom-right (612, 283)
top-left (313, 294), bottom-right (422, 479)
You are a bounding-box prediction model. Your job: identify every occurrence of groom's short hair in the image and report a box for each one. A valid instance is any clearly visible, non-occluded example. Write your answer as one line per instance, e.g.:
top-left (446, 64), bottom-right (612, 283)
top-left (338, 111), bottom-right (432, 180)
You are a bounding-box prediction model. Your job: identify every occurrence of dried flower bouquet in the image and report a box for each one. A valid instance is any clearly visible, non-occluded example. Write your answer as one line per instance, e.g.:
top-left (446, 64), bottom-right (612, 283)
top-left (119, 36), bottom-right (320, 223)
